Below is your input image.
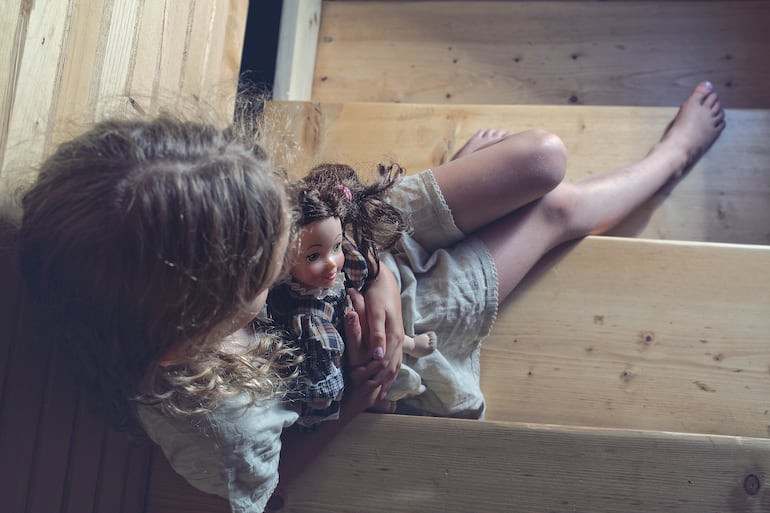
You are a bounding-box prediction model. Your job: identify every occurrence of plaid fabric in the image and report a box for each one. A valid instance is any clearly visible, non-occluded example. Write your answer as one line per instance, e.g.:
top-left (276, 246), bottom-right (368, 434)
top-left (341, 239), bottom-right (367, 290)
top-left (266, 240), bottom-right (371, 428)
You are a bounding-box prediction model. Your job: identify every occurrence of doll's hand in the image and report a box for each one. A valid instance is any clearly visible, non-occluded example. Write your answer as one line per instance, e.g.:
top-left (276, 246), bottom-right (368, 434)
top-left (358, 265), bottom-right (404, 400)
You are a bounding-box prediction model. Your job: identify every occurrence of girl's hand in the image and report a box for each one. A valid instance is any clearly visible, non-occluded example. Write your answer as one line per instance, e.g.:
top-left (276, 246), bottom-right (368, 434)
top-left (342, 309), bottom-right (386, 411)
top-left (279, 308), bottom-right (387, 488)
top-left (357, 265), bottom-right (405, 400)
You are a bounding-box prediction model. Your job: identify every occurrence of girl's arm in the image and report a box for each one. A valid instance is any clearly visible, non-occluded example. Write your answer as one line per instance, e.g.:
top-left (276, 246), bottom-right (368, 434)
top-left (361, 263), bottom-right (404, 399)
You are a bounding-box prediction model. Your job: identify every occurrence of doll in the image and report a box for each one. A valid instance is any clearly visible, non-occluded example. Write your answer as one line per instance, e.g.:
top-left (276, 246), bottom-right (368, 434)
top-left (267, 163), bottom-right (435, 428)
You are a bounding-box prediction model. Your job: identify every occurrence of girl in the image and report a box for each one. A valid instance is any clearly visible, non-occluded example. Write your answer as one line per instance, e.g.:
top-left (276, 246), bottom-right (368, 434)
top-left (268, 163), bottom-right (436, 428)
top-left (18, 82), bottom-right (724, 512)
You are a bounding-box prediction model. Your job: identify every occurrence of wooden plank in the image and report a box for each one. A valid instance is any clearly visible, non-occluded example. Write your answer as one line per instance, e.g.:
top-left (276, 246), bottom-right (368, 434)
top-left (481, 236), bottom-right (770, 438)
top-left (274, 0), bottom-right (322, 100)
top-left (204, 0), bottom-right (250, 117)
top-left (25, 336), bottom-right (79, 513)
top-left (145, 448), bottom-right (230, 513)
top-left (148, 413), bottom-right (770, 513)
top-left (0, 221), bottom-right (21, 401)
top-left (50, 0), bottom-right (109, 143)
top-left (1, 0), bottom-right (72, 176)
top-left (266, 100), bottom-right (770, 245)
top-left (0, 288), bottom-right (54, 513)
top-left (313, 1), bottom-right (770, 108)
top-left (61, 394), bottom-right (109, 513)
top-left (0, 0), bottom-right (26, 175)
top-left (123, 441), bottom-right (154, 513)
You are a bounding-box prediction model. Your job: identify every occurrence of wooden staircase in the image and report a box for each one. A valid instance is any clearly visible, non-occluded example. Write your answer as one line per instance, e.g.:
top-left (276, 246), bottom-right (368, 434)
top-left (2, 1), bottom-right (769, 512)
top-left (148, 1), bottom-right (770, 512)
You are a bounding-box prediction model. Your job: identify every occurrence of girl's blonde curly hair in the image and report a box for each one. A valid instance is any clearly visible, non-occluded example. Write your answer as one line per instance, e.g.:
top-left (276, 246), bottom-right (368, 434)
top-left (19, 112), bottom-right (300, 432)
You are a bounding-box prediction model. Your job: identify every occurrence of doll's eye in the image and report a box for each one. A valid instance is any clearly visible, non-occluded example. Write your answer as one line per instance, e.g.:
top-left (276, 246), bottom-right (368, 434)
top-left (306, 253), bottom-right (320, 262)
top-left (332, 242), bottom-right (341, 252)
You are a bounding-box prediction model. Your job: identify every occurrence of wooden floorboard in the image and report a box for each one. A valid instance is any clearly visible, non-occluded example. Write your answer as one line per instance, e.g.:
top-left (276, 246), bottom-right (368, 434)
top-left (481, 236), bottom-right (770, 438)
top-left (314, 1), bottom-right (770, 108)
top-left (277, 414), bottom-right (770, 512)
top-left (145, 413), bottom-right (770, 513)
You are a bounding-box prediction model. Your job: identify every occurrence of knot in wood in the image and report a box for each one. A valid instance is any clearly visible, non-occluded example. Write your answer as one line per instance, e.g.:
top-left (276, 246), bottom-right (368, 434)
top-left (744, 474), bottom-right (761, 496)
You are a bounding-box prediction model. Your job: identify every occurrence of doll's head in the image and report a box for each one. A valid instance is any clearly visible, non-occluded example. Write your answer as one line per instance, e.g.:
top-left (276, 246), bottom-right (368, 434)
top-left (292, 162), bottom-right (408, 280)
top-left (290, 216), bottom-right (345, 290)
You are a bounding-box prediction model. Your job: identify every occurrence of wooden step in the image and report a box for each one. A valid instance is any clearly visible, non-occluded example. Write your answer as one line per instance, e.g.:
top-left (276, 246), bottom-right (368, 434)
top-left (303, 0), bottom-right (770, 108)
top-left (146, 413), bottom-right (770, 513)
top-left (481, 235), bottom-right (770, 438)
top-left (266, 100), bottom-right (770, 245)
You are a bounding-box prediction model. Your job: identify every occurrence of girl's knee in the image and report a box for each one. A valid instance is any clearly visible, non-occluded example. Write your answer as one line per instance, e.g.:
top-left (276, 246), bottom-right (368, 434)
top-left (536, 182), bottom-right (585, 240)
top-left (506, 129), bottom-right (567, 189)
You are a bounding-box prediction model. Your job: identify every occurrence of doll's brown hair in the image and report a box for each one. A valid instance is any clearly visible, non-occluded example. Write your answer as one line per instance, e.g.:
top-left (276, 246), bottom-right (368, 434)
top-left (293, 162), bottom-right (408, 280)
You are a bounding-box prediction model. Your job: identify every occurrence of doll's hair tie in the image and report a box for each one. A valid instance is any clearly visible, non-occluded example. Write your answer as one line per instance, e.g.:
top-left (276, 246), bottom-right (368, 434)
top-left (337, 184), bottom-right (352, 201)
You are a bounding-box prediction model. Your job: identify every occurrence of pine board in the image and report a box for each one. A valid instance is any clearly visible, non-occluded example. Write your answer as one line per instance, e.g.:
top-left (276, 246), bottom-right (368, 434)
top-left (148, 413), bottom-right (770, 513)
top-left (481, 236), bottom-right (770, 438)
top-left (313, 1), bottom-right (770, 108)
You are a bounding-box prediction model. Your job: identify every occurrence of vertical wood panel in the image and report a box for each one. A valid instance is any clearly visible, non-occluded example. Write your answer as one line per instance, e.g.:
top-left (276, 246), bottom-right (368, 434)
top-left (51, 0), bottom-right (107, 141)
top-left (0, 0), bottom-right (25, 175)
top-left (0, 2), bottom-right (249, 513)
top-left (0, 289), bottom-right (54, 513)
top-left (93, 0), bottom-right (143, 117)
top-left (25, 339), bottom-right (79, 513)
top-left (2, 0), bottom-right (72, 176)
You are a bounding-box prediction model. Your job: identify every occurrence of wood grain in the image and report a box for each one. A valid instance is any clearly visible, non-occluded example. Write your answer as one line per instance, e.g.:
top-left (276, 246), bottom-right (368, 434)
top-left (313, 1), bottom-right (770, 108)
top-left (149, 413), bottom-right (770, 513)
top-left (481, 236), bottom-right (770, 438)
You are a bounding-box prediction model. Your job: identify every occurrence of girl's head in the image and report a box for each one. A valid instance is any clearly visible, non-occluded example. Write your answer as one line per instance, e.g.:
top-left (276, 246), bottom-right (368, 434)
top-left (292, 162), bottom-right (408, 280)
top-left (19, 115), bottom-right (296, 425)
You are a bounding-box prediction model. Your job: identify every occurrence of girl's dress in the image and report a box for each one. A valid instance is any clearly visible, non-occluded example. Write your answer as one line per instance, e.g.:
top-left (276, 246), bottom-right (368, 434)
top-left (137, 169), bottom-right (499, 512)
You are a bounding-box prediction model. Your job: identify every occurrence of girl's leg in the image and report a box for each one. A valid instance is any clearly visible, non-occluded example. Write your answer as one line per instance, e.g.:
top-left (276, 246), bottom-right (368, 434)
top-left (432, 128), bottom-right (568, 234)
top-left (437, 81), bottom-right (725, 300)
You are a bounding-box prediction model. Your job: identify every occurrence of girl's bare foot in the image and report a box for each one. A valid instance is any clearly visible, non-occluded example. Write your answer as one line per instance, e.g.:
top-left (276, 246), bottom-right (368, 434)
top-left (451, 129), bottom-right (513, 160)
top-left (405, 331), bottom-right (437, 358)
top-left (657, 81), bottom-right (726, 178)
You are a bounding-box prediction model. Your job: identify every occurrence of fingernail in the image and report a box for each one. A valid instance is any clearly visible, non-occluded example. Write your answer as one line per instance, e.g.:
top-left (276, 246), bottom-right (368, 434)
top-left (373, 347), bottom-right (384, 359)
top-left (704, 81), bottom-right (713, 91)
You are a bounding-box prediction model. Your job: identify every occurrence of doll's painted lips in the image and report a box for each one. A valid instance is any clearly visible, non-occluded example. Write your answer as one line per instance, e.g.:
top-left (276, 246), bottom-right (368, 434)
top-left (324, 271), bottom-right (337, 282)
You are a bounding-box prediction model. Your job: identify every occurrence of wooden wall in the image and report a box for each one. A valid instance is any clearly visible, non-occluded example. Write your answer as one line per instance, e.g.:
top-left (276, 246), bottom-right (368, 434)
top-left (0, 1), bottom-right (248, 512)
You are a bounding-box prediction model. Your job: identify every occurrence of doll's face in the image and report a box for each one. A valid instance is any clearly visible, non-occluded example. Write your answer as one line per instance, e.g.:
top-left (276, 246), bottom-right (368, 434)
top-left (290, 217), bottom-right (345, 289)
